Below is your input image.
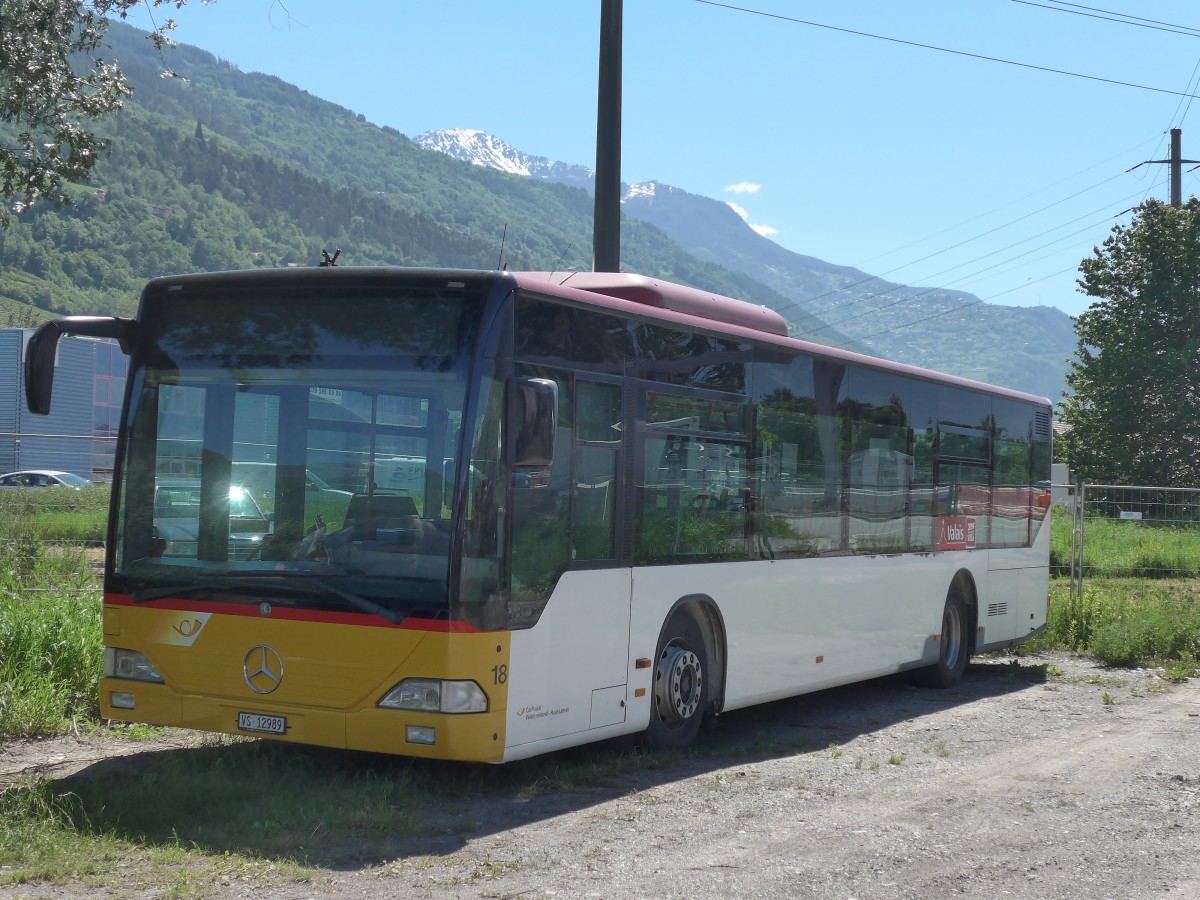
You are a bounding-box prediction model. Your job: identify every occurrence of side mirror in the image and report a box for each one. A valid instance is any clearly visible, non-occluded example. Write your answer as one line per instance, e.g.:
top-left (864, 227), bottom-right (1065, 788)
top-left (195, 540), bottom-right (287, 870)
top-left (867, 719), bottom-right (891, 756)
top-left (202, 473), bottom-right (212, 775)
top-left (25, 316), bottom-right (137, 415)
top-left (506, 378), bottom-right (557, 468)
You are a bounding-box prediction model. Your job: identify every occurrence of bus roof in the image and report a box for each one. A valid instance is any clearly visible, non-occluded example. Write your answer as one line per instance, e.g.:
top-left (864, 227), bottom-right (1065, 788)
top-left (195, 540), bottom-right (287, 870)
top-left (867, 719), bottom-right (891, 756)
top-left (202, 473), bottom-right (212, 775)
top-left (138, 266), bottom-right (1051, 407)
top-left (513, 272), bottom-right (791, 337)
top-left (511, 271), bottom-right (1052, 407)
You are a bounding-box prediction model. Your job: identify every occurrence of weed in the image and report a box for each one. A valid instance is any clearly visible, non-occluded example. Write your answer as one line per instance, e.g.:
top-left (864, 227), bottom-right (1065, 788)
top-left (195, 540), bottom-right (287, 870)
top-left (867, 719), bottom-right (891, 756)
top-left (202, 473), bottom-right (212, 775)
top-left (770, 778), bottom-right (808, 790)
top-left (887, 753), bottom-right (906, 765)
top-left (0, 585), bottom-right (103, 738)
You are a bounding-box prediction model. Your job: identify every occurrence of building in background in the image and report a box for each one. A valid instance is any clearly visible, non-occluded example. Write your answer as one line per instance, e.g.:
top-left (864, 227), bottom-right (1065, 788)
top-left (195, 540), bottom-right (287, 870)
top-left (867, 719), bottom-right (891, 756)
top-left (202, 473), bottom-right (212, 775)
top-left (0, 330), bottom-right (125, 482)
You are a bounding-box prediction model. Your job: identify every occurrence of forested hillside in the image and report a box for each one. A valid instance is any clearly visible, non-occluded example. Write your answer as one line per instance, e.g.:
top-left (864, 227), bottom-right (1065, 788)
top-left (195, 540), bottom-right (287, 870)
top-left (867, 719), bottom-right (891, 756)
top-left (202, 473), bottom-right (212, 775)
top-left (0, 22), bottom-right (1069, 399)
top-left (0, 23), bottom-right (856, 348)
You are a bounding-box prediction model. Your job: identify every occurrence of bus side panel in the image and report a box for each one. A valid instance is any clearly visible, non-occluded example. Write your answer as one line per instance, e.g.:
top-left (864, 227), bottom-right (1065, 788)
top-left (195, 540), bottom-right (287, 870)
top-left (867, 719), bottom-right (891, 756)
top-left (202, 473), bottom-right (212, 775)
top-left (983, 509), bottom-right (1051, 649)
top-left (626, 553), bottom-right (987, 718)
top-left (505, 568), bottom-right (633, 752)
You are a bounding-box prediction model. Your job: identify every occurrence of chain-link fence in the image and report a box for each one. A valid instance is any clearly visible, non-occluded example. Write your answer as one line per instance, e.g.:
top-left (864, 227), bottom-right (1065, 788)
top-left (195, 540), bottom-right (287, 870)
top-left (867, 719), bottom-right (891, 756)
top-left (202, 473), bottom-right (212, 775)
top-left (1065, 483), bottom-right (1200, 596)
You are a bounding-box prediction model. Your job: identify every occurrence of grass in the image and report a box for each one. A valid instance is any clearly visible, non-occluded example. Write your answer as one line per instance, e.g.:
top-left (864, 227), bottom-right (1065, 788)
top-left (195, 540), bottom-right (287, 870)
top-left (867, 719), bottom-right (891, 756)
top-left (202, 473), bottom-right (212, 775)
top-left (0, 736), bottom-right (683, 892)
top-left (0, 550), bottom-right (103, 738)
top-left (1050, 506), bottom-right (1200, 579)
top-left (1026, 579), bottom-right (1200, 670)
top-left (0, 486), bottom-right (110, 546)
top-left (1, 499), bottom-right (1197, 742)
top-left (2, 495), bottom-right (1200, 890)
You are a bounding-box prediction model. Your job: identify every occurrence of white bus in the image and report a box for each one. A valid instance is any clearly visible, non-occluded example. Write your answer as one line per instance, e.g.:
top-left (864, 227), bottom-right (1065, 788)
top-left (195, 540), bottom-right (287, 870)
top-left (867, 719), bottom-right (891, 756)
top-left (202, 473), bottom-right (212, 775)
top-left (25, 267), bottom-right (1052, 761)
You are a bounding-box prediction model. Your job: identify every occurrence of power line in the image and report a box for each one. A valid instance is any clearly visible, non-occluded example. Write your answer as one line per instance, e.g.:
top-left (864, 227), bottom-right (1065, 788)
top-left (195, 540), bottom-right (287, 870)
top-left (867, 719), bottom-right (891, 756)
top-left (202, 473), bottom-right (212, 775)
top-left (833, 183), bottom-right (1187, 343)
top-left (1010, 0), bottom-right (1200, 38)
top-left (1044, 1), bottom-right (1200, 35)
top-left (694, 1), bottom-right (1200, 99)
top-left (763, 142), bottom-right (1157, 335)
top-left (848, 136), bottom-right (1158, 272)
top-left (797, 201), bottom-right (1141, 338)
top-left (852, 267), bottom-right (1079, 344)
top-left (689, 1), bottom-right (1192, 340)
top-left (776, 173), bottom-right (1145, 323)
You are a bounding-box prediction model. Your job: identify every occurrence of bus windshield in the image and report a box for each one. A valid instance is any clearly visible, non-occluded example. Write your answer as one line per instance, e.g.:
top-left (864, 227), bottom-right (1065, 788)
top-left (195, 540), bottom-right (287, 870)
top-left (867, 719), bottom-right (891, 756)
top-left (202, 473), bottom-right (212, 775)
top-left (111, 277), bottom-right (486, 623)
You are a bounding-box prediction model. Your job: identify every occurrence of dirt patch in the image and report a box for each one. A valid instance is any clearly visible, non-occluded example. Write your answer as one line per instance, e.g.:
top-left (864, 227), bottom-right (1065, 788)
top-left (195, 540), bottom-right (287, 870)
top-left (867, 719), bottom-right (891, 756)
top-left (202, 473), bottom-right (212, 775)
top-left (3, 651), bottom-right (1199, 899)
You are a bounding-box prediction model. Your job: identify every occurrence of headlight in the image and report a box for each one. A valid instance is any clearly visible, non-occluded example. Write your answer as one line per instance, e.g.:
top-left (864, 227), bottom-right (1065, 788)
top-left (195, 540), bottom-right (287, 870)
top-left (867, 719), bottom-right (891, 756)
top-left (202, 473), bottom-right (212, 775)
top-left (104, 648), bottom-right (164, 683)
top-left (378, 678), bottom-right (487, 713)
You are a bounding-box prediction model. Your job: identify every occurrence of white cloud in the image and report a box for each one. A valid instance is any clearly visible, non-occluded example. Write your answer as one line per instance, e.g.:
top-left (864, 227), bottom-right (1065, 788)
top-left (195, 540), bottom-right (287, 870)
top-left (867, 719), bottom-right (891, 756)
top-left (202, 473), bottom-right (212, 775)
top-left (726, 201), bottom-right (777, 237)
top-left (726, 182), bottom-right (761, 194)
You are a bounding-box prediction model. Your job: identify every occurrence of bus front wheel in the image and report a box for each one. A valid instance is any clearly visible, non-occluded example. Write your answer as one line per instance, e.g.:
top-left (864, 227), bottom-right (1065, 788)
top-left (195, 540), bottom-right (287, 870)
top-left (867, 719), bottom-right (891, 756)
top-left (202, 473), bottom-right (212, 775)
top-left (913, 585), bottom-right (970, 689)
top-left (641, 609), bottom-right (709, 752)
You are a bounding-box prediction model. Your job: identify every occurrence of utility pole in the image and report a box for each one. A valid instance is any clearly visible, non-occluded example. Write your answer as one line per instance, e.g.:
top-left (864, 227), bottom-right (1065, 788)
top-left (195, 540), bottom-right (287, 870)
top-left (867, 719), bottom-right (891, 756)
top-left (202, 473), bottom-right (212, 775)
top-left (1146, 128), bottom-right (1200, 207)
top-left (593, 0), bottom-right (622, 272)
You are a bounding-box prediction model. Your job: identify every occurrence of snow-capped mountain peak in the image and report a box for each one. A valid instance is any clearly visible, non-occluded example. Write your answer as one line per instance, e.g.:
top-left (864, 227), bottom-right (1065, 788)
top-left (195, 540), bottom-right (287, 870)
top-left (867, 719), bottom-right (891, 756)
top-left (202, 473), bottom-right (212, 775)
top-left (624, 181), bottom-right (657, 201)
top-left (414, 129), bottom-right (594, 190)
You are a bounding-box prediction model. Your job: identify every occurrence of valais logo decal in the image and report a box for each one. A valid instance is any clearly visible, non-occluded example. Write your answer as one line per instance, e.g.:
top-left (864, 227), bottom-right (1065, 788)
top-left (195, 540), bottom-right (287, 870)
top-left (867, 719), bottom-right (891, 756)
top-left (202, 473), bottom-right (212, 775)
top-left (937, 516), bottom-right (977, 551)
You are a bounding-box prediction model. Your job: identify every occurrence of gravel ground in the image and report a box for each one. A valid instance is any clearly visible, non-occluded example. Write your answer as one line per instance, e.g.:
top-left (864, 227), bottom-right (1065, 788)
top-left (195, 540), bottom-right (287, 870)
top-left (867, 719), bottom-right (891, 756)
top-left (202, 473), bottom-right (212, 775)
top-left (2, 650), bottom-right (1199, 899)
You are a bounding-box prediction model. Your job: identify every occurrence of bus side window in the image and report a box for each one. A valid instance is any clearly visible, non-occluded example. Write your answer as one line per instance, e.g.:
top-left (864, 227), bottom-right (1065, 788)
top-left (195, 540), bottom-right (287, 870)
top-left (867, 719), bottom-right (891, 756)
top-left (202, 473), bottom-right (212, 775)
top-left (572, 381), bottom-right (621, 562)
top-left (845, 367), bottom-right (912, 555)
top-left (753, 354), bottom-right (846, 559)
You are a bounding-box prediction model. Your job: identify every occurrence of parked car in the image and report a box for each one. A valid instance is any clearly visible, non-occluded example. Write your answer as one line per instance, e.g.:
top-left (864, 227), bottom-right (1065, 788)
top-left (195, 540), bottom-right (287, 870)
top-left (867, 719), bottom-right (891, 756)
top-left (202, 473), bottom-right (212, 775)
top-left (153, 480), bottom-right (271, 560)
top-left (230, 461), bottom-right (353, 526)
top-left (0, 470), bottom-right (92, 490)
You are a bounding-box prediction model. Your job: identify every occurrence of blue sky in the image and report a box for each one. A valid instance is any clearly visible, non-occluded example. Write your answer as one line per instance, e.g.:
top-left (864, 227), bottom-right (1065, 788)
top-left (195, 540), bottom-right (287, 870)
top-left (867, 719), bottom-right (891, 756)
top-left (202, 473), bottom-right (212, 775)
top-left (121, 0), bottom-right (1200, 318)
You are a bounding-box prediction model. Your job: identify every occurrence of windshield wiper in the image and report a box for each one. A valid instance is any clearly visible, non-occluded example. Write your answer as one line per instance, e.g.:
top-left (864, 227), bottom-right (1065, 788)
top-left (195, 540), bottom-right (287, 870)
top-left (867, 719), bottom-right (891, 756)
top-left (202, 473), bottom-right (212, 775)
top-left (130, 571), bottom-right (286, 604)
top-left (298, 577), bottom-right (405, 625)
top-left (129, 572), bottom-right (404, 625)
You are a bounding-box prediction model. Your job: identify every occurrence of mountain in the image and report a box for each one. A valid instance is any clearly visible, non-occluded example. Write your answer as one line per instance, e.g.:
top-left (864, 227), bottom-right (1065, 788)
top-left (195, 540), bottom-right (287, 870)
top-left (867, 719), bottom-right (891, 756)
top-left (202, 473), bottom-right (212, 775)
top-left (415, 129), bottom-right (595, 192)
top-left (0, 24), bottom-right (1070, 400)
top-left (415, 130), bottom-right (1076, 401)
top-left (0, 23), bottom-right (860, 349)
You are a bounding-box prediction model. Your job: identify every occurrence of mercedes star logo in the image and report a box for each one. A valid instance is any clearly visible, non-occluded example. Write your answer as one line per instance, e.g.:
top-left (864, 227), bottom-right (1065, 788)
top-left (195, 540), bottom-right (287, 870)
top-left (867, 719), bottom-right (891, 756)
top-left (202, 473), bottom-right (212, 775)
top-left (243, 644), bottom-right (284, 695)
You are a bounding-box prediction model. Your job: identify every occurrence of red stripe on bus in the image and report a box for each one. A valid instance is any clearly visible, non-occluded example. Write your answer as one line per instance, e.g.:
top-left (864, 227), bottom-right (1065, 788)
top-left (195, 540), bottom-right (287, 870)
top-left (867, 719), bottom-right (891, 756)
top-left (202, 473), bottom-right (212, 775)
top-left (103, 593), bottom-right (482, 632)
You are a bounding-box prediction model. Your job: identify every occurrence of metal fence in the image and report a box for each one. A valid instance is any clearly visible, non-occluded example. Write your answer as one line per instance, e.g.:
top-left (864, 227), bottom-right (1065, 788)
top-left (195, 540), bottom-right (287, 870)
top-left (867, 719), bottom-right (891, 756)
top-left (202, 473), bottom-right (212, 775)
top-left (1066, 482), bottom-right (1200, 596)
top-left (6, 480), bottom-right (1200, 597)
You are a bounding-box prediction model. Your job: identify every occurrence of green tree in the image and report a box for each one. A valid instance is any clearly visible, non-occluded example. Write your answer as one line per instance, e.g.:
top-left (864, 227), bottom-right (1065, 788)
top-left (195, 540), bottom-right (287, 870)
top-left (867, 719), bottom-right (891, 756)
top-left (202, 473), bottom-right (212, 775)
top-left (0, 0), bottom-right (199, 226)
top-left (1058, 198), bottom-right (1200, 485)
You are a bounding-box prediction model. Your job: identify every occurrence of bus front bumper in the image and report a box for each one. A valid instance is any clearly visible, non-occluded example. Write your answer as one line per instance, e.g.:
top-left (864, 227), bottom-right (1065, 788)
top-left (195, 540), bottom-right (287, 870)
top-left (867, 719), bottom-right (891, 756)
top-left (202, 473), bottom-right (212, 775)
top-left (99, 678), bottom-right (507, 762)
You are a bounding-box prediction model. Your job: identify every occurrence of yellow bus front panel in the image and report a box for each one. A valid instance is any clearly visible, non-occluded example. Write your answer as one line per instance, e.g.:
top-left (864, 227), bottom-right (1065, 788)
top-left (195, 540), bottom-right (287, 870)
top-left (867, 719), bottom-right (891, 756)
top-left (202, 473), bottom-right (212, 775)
top-left (100, 595), bottom-right (511, 762)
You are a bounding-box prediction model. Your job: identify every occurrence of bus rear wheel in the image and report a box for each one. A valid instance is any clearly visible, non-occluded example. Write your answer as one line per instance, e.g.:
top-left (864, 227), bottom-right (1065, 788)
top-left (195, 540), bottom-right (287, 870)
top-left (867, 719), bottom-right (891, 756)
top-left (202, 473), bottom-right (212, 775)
top-left (641, 609), bottom-right (709, 752)
top-left (913, 585), bottom-right (970, 688)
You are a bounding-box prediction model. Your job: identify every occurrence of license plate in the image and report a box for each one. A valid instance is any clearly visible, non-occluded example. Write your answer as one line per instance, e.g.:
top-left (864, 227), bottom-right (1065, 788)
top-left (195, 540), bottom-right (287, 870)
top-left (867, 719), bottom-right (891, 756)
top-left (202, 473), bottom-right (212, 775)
top-left (237, 711), bottom-right (286, 735)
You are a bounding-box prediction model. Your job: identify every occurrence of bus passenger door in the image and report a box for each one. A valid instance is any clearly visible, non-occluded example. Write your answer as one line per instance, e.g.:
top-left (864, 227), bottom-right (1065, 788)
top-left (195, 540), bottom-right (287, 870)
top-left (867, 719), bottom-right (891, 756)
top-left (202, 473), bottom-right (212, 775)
top-left (506, 376), bottom-right (632, 749)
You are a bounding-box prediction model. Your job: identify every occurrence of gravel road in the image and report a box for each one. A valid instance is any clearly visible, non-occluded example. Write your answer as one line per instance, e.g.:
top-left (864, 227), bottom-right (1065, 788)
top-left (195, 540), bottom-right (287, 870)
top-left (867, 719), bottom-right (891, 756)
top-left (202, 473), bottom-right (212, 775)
top-left (3, 651), bottom-right (1199, 899)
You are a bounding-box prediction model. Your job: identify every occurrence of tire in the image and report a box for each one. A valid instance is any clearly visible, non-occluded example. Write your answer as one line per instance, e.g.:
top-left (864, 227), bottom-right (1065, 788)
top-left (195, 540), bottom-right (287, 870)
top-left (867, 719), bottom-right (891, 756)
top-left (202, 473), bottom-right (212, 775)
top-left (640, 609), bottom-right (710, 752)
top-left (912, 585), bottom-right (970, 688)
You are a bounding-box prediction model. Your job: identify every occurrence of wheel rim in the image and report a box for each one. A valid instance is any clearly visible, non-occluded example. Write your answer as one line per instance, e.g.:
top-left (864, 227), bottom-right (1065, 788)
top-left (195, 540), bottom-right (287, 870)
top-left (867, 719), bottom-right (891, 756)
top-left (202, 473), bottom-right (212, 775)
top-left (943, 603), bottom-right (963, 670)
top-left (655, 642), bottom-right (703, 727)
